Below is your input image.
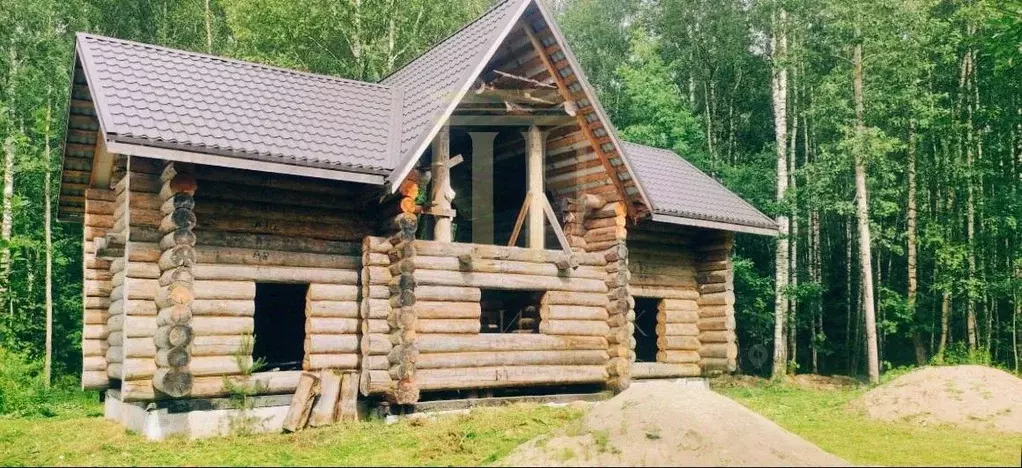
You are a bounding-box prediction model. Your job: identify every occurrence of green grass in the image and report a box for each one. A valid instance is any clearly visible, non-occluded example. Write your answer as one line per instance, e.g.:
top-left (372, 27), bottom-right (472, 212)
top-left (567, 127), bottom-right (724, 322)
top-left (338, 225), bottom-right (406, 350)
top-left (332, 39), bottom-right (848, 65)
top-left (716, 380), bottom-right (1021, 466)
top-left (0, 401), bottom-right (581, 466)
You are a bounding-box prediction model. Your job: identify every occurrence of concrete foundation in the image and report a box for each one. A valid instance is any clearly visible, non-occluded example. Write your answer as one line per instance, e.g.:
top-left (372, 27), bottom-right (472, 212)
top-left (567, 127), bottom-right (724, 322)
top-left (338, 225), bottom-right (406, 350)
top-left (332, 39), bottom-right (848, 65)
top-left (104, 390), bottom-right (292, 440)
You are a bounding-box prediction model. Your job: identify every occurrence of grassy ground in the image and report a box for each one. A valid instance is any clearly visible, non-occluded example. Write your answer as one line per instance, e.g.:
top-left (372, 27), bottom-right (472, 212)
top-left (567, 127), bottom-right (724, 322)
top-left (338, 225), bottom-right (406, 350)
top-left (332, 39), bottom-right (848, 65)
top-left (715, 377), bottom-right (1021, 467)
top-left (0, 397), bottom-right (582, 466)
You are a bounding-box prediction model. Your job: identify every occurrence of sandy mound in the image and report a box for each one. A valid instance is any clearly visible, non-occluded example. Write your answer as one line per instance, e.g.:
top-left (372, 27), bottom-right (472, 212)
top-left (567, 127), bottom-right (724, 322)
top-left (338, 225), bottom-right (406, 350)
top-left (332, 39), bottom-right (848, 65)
top-left (851, 365), bottom-right (1022, 433)
top-left (501, 381), bottom-right (848, 467)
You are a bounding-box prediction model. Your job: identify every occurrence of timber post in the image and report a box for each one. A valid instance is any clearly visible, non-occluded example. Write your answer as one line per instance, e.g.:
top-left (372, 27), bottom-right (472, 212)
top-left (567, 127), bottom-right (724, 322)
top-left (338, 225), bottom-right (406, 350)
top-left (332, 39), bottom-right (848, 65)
top-left (430, 125), bottom-right (454, 242)
top-left (152, 161), bottom-right (197, 397)
top-left (525, 125), bottom-right (544, 249)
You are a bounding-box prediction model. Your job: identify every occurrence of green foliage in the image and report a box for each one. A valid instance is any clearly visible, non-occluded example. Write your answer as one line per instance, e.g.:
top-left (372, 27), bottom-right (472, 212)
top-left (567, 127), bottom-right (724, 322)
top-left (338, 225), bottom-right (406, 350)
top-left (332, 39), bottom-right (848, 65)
top-left (0, 347), bottom-right (98, 418)
top-left (718, 379), bottom-right (1019, 466)
top-left (933, 342), bottom-right (992, 367)
top-left (0, 403), bottom-right (582, 466)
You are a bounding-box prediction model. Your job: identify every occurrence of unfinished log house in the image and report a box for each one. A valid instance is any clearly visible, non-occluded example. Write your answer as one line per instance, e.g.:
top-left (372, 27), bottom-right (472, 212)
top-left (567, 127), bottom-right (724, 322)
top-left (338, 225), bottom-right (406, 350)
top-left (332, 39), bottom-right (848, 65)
top-left (60, 0), bottom-right (776, 437)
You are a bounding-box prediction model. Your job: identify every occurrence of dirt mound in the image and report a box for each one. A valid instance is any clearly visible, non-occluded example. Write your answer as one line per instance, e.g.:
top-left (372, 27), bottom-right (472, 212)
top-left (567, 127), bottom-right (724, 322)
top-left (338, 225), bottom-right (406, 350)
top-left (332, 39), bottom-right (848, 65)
top-left (500, 381), bottom-right (848, 467)
top-left (851, 365), bottom-right (1022, 433)
top-left (713, 374), bottom-right (861, 391)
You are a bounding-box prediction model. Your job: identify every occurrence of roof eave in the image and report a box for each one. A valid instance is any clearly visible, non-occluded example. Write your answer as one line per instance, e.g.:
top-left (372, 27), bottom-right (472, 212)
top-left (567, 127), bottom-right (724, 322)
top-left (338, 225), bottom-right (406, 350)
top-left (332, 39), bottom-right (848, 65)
top-left (105, 139), bottom-right (388, 186)
top-left (650, 212), bottom-right (779, 237)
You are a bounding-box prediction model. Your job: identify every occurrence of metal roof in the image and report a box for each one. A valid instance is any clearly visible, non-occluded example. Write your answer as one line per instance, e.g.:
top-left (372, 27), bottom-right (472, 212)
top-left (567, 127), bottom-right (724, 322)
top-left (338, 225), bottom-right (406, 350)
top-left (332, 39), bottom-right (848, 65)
top-left (76, 33), bottom-right (399, 176)
top-left (622, 142), bottom-right (778, 236)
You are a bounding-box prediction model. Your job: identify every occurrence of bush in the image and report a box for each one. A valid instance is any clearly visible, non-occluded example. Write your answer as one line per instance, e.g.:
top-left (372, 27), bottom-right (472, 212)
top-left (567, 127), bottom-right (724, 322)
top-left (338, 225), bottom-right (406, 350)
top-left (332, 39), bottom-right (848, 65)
top-left (932, 342), bottom-right (991, 367)
top-left (0, 346), bottom-right (99, 418)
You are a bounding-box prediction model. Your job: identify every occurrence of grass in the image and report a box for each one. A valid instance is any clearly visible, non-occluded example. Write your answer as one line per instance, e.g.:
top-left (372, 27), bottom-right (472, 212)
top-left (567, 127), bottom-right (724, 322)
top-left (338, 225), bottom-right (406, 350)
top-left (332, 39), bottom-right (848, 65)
top-left (0, 399), bottom-right (581, 466)
top-left (716, 379), bottom-right (1021, 467)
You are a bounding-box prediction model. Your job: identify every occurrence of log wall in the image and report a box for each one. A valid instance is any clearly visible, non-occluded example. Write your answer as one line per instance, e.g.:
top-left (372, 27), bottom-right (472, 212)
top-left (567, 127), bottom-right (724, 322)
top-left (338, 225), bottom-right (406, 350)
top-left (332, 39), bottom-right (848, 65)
top-left (362, 239), bottom-right (611, 401)
top-left (626, 223), bottom-right (736, 378)
top-left (111, 158), bottom-right (370, 401)
top-left (81, 185), bottom-right (116, 390)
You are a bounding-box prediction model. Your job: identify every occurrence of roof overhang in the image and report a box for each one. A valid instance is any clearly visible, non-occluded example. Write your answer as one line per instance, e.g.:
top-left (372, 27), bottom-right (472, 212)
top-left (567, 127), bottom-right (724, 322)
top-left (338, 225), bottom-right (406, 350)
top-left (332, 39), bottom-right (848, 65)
top-left (650, 212), bottom-right (779, 237)
top-left (105, 139), bottom-right (387, 186)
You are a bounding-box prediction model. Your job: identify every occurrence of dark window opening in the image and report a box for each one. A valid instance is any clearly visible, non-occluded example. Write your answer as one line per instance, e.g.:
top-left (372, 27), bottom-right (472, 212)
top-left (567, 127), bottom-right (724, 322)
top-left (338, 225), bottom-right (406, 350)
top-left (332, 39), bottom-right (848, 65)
top-left (253, 283), bottom-right (308, 370)
top-left (480, 289), bottom-right (542, 333)
top-left (634, 297), bottom-right (659, 362)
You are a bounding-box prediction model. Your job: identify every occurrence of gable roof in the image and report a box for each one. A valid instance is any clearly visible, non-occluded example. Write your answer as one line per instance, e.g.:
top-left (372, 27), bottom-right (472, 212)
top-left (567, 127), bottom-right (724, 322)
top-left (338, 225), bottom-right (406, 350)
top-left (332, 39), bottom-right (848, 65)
top-left (382, 0), bottom-right (533, 183)
top-left (623, 142), bottom-right (777, 236)
top-left (75, 33), bottom-right (400, 178)
top-left (60, 0), bottom-right (774, 236)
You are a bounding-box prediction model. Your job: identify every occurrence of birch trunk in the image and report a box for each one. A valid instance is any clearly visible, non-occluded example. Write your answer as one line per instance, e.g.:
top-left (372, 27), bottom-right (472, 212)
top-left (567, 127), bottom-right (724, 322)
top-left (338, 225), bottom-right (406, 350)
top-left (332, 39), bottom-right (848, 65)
top-left (770, 8), bottom-right (790, 380)
top-left (43, 100), bottom-right (53, 388)
top-left (788, 64), bottom-right (799, 371)
top-left (853, 39), bottom-right (880, 384)
top-left (907, 120), bottom-right (925, 365)
top-left (1, 49), bottom-right (16, 309)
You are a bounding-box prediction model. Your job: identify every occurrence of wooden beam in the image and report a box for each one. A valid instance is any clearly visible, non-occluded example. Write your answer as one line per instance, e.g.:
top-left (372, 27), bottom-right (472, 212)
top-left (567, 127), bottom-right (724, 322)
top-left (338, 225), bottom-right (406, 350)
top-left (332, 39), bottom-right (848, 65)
top-left (448, 114), bottom-right (576, 127)
top-left (526, 125), bottom-right (544, 249)
top-left (521, 24), bottom-right (635, 219)
top-left (90, 133), bottom-right (114, 189)
top-left (430, 125), bottom-right (454, 242)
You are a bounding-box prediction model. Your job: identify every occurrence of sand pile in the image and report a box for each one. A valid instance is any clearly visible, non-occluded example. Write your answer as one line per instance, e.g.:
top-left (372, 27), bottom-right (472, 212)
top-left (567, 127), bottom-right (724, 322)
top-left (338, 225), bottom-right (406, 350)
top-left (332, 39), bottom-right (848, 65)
top-left (500, 381), bottom-right (848, 467)
top-left (851, 365), bottom-right (1022, 433)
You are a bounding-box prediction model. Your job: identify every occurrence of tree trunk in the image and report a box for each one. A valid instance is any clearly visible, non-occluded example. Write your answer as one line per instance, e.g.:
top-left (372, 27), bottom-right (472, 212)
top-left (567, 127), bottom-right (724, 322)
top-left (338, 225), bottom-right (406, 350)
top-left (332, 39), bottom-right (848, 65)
top-left (852, 39), bottom-right (880, 384)
top-left (43, 99), bottom-right (53, 388)
top-left (1, 49), bottom-right (16, 311)
top-left (204, 0), bottom-right (213, 52)
top-left (770, 8), bottom-right (789, 380)
top-left (907, 120), bottom-right (925, 365)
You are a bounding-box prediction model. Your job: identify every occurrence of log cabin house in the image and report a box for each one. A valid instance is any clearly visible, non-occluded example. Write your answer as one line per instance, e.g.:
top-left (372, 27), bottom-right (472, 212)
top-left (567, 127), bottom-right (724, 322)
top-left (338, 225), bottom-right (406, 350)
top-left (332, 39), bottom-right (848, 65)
top-left (60, 0), bottom-right (776, 437)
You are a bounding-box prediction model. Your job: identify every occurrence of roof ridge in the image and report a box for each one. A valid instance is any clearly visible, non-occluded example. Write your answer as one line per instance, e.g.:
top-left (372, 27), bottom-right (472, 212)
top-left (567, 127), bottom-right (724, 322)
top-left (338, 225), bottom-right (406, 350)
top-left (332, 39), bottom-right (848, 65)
top-left (379, 0), bottom-right (521, 83)
top-left (76, 32), bottom-right (391, 91)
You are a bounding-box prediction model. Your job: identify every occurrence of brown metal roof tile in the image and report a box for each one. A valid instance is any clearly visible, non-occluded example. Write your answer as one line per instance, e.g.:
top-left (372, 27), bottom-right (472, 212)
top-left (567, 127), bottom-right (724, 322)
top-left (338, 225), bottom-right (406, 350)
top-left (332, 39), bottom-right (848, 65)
top-left (77, 33), bottom-right (397, 175)
top-left (623, 142), bottom-right (778, 234)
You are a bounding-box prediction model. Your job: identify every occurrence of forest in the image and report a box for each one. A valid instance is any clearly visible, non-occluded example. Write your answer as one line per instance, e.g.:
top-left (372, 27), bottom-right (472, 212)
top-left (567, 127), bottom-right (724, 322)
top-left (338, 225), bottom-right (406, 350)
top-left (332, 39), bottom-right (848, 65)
top-left (0, 0), bottom-right (1020, 406)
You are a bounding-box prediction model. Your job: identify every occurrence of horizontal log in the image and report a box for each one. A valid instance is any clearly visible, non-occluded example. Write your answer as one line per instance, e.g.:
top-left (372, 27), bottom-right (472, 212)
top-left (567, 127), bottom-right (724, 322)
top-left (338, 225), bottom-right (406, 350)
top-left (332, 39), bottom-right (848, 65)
top-left (698, 291), bottom-right (736, 307)
top-left (123, 337), bottom-right (157, 358)
top-left (699, 304), bottom-right (732, 318)
top-left (83, 324), bottom-right (108, 340)
top-left (81, 371), bottom-right (109, 390)
top-left (84, 310), bottom-right (107, 325)
top-left (191, 316), bottom-right (253, 336)
top-left (417, 334), bottom-right (607, 353)
top-left (412, 241), bottom-right (605, 266)
top-left (660, 299), bottom-right (698, 311)
top-left (656, 310), bottom-right (699, 324)
top-left (362, 299), bottom-right (390, 320)
top-left (305, 335), bottom-right (359, 354)
top-left (121, 358), bottom-right (157, 380)
top-left (656, 350), bottom-right (700, 364)
top-left (193, 281), bottom-right (255, 300)
top-left (701, 357), bottom-right (734, 372)
top-left (411, 256), bottom-right (605, 280)
top-left (121, 370), bottom-right (301, 401)
top-left (195, 231), bottom-right (361, 256)
top-left (303, 354), bottom-right (359, 371)
top-left (699, 330), bottom-right (733, 343)
top-left (191, 264), bottom-right (357, 284)
top-left (416, 319), bottom-right (479, 334)
top-left (82, 339), bottom-right (108, 357)
top-left (306, 317), bottom-right (358, 335)
top-left (416, 365), bottom-right (608, 391)
top-left (413, 270), bottom-right (607, 293)
top-left (699, 343), bottom-right (739, 360)
top-left (538, 320), bottom-right (610, 337)
top-left (417, 350), bottom-right (608, 369)
top-left (109, 315), bottom-right (158, 337)
top-left (414, 302), bottom-right (481, 319)
top-left (307, 284), bottom-right (359, 301)
top-left (629, 285), bottom-right (699, 300)
top-left (541, 291), bottom-right (607, 307)
top-left (413, 286), bottom-right (481, 302)
top-left (190, 335), bottom-right (249, 356)
top-left (307, 300), bottom-right (359, 318)
top-left (698, 316), bottom-right (736, 331)
top-left (197, 215), bottom-right (367, 242)
top-left (189, 356), bottom-right (253, 376)
top-left (363, 334), bottom-right (393, 355)
top-left (192, 299), bottom-right (254, 317)
top-left (656, 323), bottom-right (700, 336)
top-left (630, 273), bottom-right (697, 288)
top-left (657, 335), bottom-right (701, 351)
top-left (540, 305), bottom-right (607, 321)
top-left (194, 246), bottom-right (360, 269)
top-left (362, 370), bottom-right (394, 395)
top-left (631, 362), bottom-right (701, 379)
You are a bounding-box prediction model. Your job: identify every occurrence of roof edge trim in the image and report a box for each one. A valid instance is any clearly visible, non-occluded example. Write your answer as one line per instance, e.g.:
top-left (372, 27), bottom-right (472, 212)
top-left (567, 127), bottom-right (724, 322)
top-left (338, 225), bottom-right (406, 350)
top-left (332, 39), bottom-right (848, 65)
top-left (106, 140), bottom-right (387, 185)
top-left (651, 213), bottom-right (779, 237)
